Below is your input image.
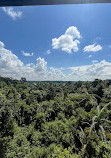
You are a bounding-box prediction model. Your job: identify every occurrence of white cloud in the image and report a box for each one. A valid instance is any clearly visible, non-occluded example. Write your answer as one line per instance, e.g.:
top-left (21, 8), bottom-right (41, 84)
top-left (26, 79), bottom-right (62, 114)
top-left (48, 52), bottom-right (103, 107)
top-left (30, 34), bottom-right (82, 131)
top-left (0, 41), bottom-right (5, 48)
top-left (65, 26), bottom-right (81, 39)
top-left (2, 7), bottom-right (22, 20)
top-left (22, 51), bottom-right (34, 57)
top-left (68, 60), bottom-right (111, 81)
top-left (92, 60), bottom-right (98, 63)
top-left (83, 44), bottom-right (102, 52)
top-left (0, 41), bottom-right (23, 68)
top-left (47, 61), bottom-right (111, 81)
top-left (52, 26), bottom-right (81, 53)
top-left (0, 41), bottom-right (111, 81)
top-left (0, 41), bottom-right (46, 80)
top-left (26, 63), bottom-right (34, 67)
top-left (89, 55), bottom-right (92, 58)
top-left (46, 50), bottom-right (51, 54)
top-left (35, 57), bottom-right (47, 74)
top-left (0, 41), bottom-right (66, 80)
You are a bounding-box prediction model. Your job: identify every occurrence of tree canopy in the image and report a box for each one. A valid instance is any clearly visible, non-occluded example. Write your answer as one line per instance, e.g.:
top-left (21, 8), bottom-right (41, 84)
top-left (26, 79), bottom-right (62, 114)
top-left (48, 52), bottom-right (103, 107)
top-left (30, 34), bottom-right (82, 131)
top-left (0, 76), bottom-right (111, 158)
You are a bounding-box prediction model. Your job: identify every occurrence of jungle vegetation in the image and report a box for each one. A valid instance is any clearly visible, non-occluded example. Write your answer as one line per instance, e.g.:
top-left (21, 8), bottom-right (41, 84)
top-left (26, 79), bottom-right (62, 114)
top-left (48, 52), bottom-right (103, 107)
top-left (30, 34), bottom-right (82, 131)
top-left (0, 76), bottom-right (111, 158)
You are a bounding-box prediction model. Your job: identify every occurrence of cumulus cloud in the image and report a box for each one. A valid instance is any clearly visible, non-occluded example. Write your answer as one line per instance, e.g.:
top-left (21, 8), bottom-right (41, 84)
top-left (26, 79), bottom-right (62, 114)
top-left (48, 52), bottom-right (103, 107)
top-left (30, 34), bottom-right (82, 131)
top-left (52, 26), bottom-right (81, 53)
top-left (0, 41), bottom-right (46, 80)
top-left (2, 7), bottom-right (22, 20)
top-left (83, 44), bottom-right (102, 52)
top-left (35, 57), bottom-right (47, 74)
top-left (45, 60), bottom-right (111, 81)
top-left (0, 41), bottom-right (5, 48)
top-left (0, 41), bottom-right (111, 81)
top-left (68, 60), bottom-right (111, 81)
top-left (65, 26), bottom-right (81, 39)
top-left (22, 51), bottom-right (34, 57)
top-left (0, 41), bottom-right (23, 69)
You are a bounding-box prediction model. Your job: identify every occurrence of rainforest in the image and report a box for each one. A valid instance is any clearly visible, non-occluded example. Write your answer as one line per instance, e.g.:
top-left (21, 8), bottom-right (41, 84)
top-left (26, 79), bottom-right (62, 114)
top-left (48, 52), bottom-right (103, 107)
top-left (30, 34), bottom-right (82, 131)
top-left (0, 76), bottom-right (111, 158)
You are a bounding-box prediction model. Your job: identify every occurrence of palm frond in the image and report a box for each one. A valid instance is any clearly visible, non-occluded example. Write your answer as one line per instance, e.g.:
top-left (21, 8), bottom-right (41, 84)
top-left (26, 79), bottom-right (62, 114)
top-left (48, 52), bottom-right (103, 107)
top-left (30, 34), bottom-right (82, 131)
top-left (101, 119), bottom-right (111, 125)
top-left (97, 106), bottom-right (100, 115)
top-left (79, 126), bottom-right (85, 144)
top-left (99, 102), bottom-right (111, 118)
top-left (89, 122), bottom-right (97, 135)
top-left (81, 121), bottom-right (90, 126)
top-left (92, 115), bottom-right (97, 124)
top-left (99, 125), bottom-right (106, 141)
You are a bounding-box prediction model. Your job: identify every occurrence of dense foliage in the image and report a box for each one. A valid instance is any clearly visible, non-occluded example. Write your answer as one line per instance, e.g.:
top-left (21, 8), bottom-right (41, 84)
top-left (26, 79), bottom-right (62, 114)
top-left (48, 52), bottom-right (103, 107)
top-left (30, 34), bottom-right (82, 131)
top-left (0, 76), bottom-right (111, 158)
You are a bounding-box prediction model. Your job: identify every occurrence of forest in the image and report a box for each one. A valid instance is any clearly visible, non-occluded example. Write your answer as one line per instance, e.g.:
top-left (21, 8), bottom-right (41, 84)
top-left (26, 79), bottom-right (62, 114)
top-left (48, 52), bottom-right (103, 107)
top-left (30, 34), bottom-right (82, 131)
top-left (0, 76), bottom-right (111, 158)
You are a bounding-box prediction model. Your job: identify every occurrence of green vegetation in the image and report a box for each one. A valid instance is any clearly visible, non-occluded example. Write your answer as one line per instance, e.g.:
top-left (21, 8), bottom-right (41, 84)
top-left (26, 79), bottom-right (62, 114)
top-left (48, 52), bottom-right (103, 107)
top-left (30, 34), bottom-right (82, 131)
top-left (0, 76), bottom-right (111, 158)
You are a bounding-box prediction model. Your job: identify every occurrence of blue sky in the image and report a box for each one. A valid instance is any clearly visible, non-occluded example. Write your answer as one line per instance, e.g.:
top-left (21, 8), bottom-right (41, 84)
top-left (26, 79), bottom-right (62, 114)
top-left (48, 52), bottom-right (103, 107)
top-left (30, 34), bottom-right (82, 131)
top-left (0, 3), bottom-right (111, 81)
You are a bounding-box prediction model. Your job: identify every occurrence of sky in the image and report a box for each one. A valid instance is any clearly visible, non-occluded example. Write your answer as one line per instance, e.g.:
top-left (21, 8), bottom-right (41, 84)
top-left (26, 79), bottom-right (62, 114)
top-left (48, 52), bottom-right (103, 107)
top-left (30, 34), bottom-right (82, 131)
top-left (0, 3), bottom-right (111, 81)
